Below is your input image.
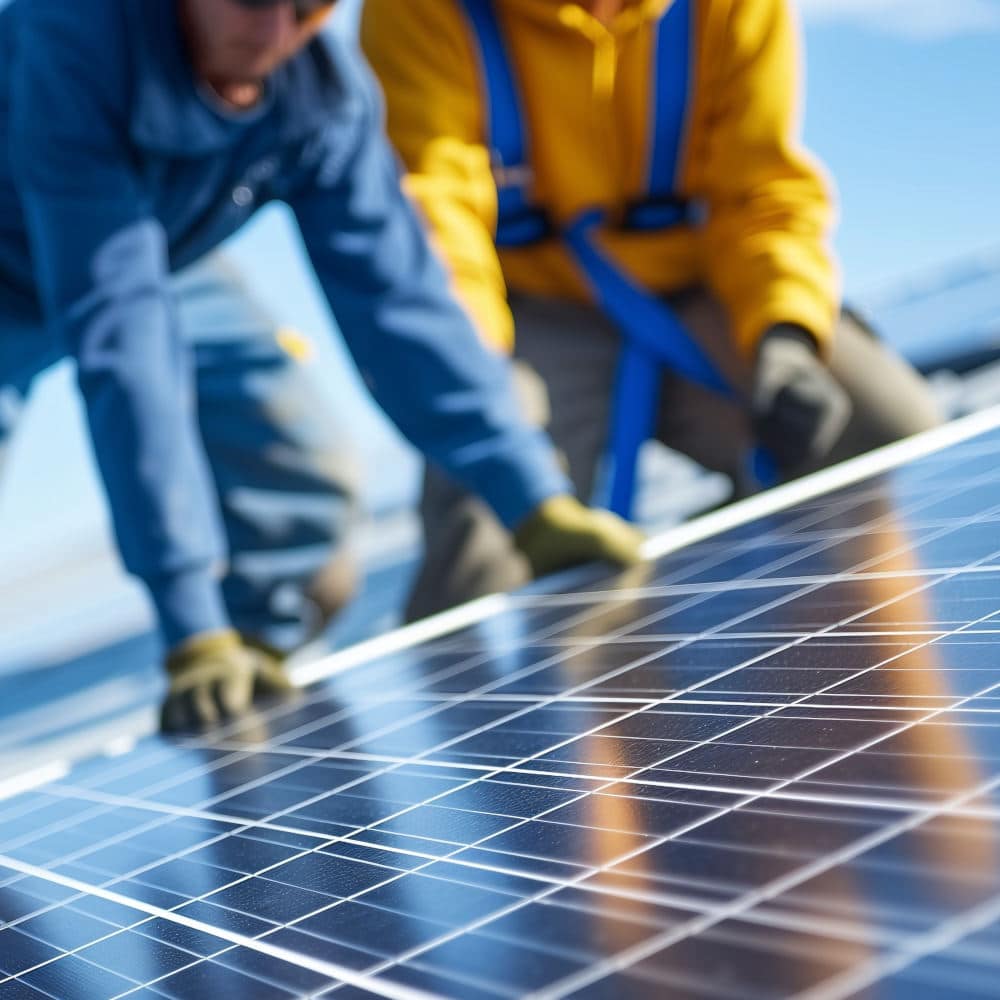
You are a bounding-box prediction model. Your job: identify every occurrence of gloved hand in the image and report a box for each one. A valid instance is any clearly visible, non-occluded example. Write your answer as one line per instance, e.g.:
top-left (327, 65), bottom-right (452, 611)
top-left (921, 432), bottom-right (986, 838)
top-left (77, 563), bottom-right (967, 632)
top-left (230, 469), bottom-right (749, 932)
top-left (160, 629), bottom-right (294, 733)
top-left (752, 324), bottom-right (852, 472)
top-left (514, 495), bottom-right (644, 578)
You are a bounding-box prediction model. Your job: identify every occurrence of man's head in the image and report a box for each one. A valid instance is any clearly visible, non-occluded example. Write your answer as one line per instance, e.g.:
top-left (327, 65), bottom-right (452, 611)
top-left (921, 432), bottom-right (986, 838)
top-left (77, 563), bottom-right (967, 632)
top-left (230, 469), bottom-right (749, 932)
top-left (180, 0), bottom-right (335, 104)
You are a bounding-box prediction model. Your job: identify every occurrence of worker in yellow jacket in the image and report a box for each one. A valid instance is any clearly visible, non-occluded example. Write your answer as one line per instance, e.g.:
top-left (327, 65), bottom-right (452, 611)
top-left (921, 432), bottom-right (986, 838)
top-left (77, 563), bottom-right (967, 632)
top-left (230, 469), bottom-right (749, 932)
top-left (361, 0), bottom-right (942, 620)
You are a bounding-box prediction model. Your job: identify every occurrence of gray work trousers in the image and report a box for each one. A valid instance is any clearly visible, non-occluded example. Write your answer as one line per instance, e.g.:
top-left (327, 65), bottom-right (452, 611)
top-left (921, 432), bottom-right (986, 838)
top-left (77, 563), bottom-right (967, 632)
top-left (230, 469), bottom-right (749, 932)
top-left (406, 287), bottom-right (943, 622)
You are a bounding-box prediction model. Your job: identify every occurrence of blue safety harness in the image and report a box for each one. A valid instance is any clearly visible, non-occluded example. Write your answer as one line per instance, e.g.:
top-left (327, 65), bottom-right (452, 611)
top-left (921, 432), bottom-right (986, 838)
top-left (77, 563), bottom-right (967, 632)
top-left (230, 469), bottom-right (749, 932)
top-left (458, 0), bottom-right (775, 518)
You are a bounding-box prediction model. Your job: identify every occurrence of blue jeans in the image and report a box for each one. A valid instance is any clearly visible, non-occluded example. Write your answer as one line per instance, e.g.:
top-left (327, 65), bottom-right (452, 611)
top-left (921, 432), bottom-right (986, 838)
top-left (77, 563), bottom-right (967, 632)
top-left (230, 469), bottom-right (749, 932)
top-left (0, 255), bottom-right (359, 652)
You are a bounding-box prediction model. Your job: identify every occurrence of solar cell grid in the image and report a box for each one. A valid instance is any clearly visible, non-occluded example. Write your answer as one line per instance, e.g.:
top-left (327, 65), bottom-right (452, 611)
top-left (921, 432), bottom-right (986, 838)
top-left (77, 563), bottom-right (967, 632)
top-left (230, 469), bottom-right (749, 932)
top-left (4, 413), bottom-right (1000, 997)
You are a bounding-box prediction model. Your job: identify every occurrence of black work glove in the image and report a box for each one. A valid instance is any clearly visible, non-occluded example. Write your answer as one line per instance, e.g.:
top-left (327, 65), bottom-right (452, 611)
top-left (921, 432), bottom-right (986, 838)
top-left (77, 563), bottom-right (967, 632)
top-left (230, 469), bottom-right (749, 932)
top-left (751, 324), bottom-right (852, 472)
top-left (160, 629), bottom-right (294, 733)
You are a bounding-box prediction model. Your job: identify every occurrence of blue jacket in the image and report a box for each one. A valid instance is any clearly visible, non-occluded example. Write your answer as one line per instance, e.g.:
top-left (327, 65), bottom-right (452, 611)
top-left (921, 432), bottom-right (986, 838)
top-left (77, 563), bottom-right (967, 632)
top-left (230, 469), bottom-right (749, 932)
top-left (0, 0), bottom-right (569, 646)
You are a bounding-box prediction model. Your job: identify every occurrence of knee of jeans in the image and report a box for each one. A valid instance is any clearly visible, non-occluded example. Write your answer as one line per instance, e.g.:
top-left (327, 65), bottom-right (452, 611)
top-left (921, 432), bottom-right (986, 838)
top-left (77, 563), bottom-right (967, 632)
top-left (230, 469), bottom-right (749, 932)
top-left (224, 482), bottom-right (359, 555)
top-left (238, 357), bottom-right (361, 493)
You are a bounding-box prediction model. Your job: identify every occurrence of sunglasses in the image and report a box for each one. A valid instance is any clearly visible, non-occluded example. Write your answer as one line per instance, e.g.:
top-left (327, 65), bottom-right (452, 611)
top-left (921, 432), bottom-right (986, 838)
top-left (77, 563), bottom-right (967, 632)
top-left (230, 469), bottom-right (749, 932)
top-left (231, 0), bottom-right (334, 21)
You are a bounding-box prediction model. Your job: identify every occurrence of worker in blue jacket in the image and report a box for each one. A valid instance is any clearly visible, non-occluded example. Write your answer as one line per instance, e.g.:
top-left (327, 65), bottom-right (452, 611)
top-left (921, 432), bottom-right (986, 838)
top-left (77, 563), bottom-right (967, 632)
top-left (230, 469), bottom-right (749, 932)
top-left (0, 0), bottom-right (642, 732)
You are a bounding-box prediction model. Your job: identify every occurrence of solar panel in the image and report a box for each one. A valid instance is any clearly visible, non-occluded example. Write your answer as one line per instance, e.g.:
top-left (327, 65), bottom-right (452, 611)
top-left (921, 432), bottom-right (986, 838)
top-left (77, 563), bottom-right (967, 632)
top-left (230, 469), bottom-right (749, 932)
top-left (859, 247), bottom-right (1000, 373)
top-left (4, 408), bottom-right (1000, 999)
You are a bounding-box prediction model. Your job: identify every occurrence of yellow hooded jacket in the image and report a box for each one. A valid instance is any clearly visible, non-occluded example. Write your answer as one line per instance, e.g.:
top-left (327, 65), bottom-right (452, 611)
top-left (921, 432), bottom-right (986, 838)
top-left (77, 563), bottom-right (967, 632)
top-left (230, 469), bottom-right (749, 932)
top-left (361, 0), bottom-right (839, 357)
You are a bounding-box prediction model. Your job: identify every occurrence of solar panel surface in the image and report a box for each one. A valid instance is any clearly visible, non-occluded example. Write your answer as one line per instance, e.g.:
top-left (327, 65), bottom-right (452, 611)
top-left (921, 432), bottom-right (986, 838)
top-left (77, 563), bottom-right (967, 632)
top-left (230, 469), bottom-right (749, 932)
top-left (4, 412), bottom-right (1000, 999)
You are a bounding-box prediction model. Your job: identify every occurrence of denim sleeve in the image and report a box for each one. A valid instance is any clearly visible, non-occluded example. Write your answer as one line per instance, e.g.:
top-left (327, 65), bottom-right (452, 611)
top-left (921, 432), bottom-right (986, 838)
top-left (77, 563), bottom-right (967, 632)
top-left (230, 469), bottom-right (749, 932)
top-left (289, 54), bottom-right (569, 530)
top-left (8, 4), bottom-right (228, 646)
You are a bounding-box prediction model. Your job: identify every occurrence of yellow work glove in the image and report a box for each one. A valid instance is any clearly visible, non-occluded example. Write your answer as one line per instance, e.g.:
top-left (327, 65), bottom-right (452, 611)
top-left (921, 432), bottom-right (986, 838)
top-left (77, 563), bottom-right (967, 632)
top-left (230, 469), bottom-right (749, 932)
top-left (160, 629), bottom-right (294, 733)
top-left (513, 495), bottom-right (644, 578)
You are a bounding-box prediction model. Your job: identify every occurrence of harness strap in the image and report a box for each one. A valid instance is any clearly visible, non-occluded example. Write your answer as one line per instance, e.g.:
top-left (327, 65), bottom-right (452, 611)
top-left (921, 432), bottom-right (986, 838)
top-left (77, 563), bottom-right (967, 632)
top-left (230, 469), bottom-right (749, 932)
top-left (460, 0), bottom-right (700, 242)
top-left (457, 0), bottom-right (774, 518)
top-left (647, 0), bottom-right (694, 198)
top-left (564, 210), bottom-right (730, 393)
top-left (458, 0), bottom-right (553, 246)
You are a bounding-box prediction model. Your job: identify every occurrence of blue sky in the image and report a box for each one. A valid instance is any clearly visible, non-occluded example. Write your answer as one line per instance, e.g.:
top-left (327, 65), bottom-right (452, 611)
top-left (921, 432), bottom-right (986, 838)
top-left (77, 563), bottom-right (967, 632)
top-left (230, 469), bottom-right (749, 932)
top-left (797, 0), bottom-right (1000, 291)
top-left (2, 0), bottom-right (999, 578)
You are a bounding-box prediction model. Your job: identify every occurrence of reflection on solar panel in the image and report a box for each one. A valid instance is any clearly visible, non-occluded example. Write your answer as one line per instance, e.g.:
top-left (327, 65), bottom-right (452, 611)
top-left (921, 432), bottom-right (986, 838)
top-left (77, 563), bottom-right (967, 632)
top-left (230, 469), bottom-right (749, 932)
top-left (5, 411), bottom-right (1000, 999)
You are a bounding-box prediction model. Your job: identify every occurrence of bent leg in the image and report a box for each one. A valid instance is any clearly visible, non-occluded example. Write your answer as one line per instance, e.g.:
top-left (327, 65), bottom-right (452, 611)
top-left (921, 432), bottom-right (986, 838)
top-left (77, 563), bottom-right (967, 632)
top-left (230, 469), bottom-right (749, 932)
top-left (654, 288), bottom-right (757, 493)
top-left (176, 256), bottom-right (360, 653)
top-left (818, 310), bottom-right (944, 468)
top-left (404, 360), bottom-right (544, 622)
top-left (655, 290), bottom-right (943, 488)
top-left (405, 295), bottom-right (617, 622)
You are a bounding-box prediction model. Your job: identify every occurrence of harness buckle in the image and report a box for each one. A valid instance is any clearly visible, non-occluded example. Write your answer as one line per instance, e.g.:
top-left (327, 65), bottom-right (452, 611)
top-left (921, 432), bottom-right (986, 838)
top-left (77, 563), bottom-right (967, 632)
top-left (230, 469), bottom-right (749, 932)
top-left (620, 194), bottom-right (707, 232)
top-left (495, 205), bottom-right (556, 246)
top-left (492, 161), bottom-right (535, 190)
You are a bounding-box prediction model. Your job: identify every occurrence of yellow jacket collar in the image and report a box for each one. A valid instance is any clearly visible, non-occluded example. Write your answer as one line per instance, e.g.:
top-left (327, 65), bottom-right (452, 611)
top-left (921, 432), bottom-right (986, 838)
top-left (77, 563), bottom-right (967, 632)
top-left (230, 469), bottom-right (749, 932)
top-left (497, 0), bottom-right (673, 32)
